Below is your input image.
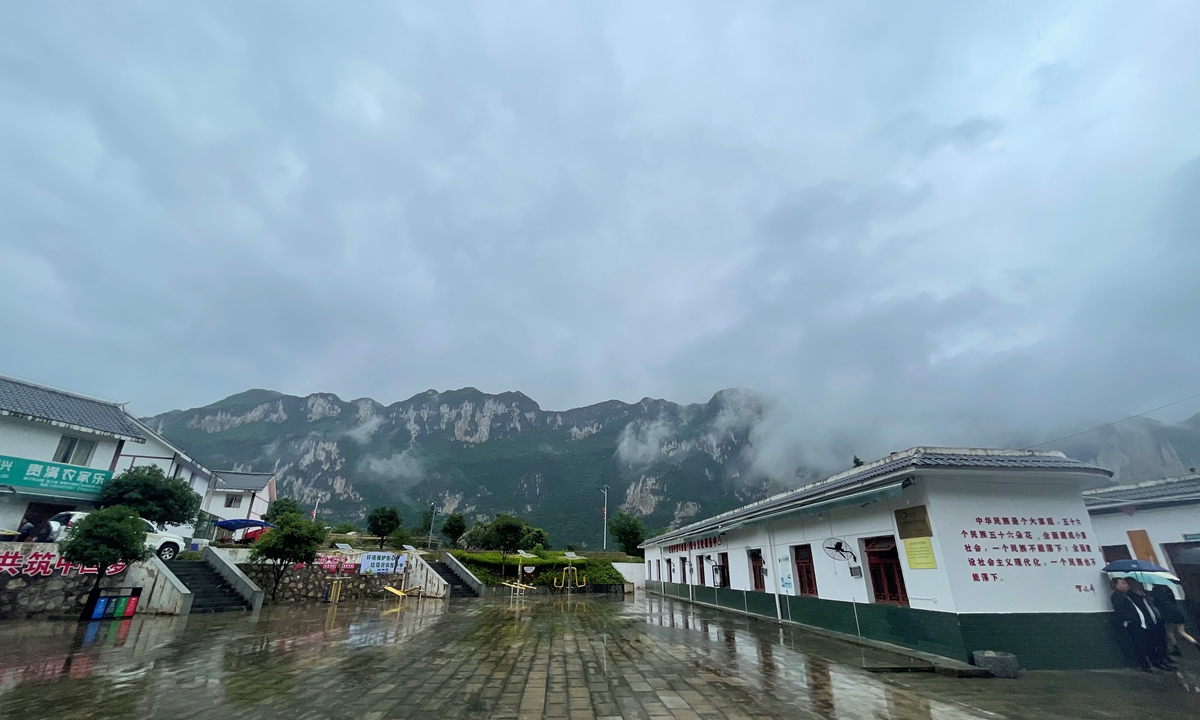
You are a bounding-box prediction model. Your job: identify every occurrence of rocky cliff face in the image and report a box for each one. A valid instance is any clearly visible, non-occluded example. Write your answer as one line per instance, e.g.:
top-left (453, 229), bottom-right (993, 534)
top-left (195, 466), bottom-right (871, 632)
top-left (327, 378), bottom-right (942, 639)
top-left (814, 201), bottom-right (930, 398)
top-left (144, 387), bottom-right (777, 547)
top-left (144, 385), bottom-right (1200, 547)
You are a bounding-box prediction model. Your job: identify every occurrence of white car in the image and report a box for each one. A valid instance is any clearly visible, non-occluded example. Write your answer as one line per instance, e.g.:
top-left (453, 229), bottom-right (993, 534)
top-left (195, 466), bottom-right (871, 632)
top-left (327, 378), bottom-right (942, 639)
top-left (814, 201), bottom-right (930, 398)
top-left (48, 511), bottom-right (187, 561)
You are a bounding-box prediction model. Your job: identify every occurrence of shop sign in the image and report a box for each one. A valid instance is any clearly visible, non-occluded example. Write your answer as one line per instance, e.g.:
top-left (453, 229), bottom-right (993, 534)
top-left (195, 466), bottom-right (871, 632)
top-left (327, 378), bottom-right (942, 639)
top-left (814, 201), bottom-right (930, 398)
top-left (0, 550), bottom-right (125, 577)
top-left (1183, 533), bottom-right (1200, 542)
top-left (0, 454), bottom-right (112, 499)
top-left (666, 534), bottom-right (724, 555)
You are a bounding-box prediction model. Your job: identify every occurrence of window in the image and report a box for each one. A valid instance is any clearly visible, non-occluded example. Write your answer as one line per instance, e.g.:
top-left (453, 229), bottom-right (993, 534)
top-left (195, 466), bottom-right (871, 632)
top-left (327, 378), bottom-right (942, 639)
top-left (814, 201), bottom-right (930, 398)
top-left (224, 494), bottom-right (243, 508)
top-left (53, 436), bottom-right (95, 466)
top-left (1101, 544), bottom-right (1132, 563)
top-left (793, 544), bottom-right (818, 596)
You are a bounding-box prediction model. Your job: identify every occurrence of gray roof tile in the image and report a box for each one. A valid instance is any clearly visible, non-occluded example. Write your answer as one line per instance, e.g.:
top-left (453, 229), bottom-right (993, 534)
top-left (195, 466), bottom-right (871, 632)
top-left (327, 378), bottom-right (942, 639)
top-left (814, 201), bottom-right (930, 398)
top-left (645, 447), bottom-right (1111, 546)
top-left (0, 375), bottom-right (145, 441)
top-left (214, 471), bottom-right (275, 491)
top-left (1083, 475), bottom-right (1200, 507)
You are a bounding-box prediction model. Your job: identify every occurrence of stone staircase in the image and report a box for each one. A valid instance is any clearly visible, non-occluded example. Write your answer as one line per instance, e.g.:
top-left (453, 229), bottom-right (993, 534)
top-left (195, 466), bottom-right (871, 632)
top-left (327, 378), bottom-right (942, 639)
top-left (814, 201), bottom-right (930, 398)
top-left (428, 561), bottom-right (477, 598)
top-left (171, 561), bottom-right (251, 613)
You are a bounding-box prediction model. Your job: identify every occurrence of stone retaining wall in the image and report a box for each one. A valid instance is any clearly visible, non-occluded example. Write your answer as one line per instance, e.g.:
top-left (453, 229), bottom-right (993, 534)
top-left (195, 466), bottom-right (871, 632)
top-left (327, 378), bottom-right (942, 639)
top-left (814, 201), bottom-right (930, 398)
top-left (237, 564), bottom-right (398, 603)
top-left (0, 542), bottom-right (129, 620)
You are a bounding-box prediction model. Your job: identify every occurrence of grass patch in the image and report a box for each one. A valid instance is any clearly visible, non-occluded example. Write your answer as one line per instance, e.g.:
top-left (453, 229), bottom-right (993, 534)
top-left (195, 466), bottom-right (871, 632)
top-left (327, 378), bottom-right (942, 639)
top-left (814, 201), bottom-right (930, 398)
top-left (449, 550), bottom-right (627, 586)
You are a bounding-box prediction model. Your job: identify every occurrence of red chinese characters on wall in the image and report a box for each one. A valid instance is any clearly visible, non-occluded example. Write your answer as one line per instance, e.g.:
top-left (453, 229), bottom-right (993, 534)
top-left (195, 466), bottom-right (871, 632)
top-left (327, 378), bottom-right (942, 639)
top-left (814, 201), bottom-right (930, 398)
top-left (958, 515), bottom-right (1098, 583)
top-left (666, 534), bottom-right (725, 555)
top-left (0, 550), bottom-right (125, 577)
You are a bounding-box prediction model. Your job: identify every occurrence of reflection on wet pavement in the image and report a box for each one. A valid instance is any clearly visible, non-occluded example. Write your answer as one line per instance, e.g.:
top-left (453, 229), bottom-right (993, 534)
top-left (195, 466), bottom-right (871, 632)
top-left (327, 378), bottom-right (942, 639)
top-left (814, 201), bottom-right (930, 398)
top-left (0, 593), bottom-right (1197, 719)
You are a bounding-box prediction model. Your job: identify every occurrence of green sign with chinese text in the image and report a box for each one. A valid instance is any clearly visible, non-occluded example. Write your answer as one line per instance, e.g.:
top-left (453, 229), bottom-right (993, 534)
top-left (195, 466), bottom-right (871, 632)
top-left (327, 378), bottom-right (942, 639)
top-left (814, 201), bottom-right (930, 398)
top-left (0, 454), bottom-right (111, 499)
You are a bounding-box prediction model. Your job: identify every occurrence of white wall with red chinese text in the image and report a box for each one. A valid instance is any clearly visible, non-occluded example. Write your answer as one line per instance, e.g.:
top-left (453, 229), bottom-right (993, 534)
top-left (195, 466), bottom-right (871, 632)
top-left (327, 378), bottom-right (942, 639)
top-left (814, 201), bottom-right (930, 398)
top-left (926, 472), bottom-right (1110, 614)
top-left (1089, 503), bottom-right (1200, 572)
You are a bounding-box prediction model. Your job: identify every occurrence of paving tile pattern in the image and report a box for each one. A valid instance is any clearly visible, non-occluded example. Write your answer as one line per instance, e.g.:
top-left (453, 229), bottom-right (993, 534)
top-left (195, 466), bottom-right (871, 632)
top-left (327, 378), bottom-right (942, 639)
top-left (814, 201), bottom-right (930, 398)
top-left (1, 594), bottom-right (1198, 720)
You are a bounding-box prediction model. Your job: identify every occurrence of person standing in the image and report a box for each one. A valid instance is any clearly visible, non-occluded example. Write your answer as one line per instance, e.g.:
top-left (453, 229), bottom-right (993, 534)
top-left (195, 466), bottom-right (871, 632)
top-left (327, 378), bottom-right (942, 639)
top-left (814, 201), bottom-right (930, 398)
top-left (1149, 583), bottom-right (1198, 655)
top-left (1112, 578), bottom-right (1154, 671)
top-left (1131, 580), bottom-right (1175, 671)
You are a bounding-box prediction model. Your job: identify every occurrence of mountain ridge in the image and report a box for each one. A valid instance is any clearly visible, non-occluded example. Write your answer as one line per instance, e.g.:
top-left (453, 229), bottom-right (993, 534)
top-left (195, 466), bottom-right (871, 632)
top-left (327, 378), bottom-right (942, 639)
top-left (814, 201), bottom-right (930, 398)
top-left (143, 386), bottom-right (1200, 547)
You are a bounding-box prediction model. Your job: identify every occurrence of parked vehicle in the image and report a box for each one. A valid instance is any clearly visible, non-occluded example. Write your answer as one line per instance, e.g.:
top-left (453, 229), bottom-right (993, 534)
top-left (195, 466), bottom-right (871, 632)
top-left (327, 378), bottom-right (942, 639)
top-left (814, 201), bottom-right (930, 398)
top-left (47, 511), bottom-right (186, 561)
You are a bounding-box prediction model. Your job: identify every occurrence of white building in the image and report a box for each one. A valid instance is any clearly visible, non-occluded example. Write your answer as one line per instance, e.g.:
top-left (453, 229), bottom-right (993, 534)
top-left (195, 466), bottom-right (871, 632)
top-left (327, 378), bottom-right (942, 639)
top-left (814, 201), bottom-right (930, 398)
top-left (1084, 474), bottom-right (1200, 607)
top-left (0, 375), bottom-right (148, 534)
top-left (203, 471), bottom-right (276, 526)
top-left (642, 447), bottom-right (1122, 669)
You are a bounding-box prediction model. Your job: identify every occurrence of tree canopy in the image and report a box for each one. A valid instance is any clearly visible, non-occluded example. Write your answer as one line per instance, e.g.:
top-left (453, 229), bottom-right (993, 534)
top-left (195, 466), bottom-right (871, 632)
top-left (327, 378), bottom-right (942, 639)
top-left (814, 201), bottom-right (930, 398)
top-left (366, 506), bottom-right (403, 549)
top-left (97, 465), bottom-right (201, 526)
top-left (608, 511), bottom-right (648, 556)
top-left (250, 513), bottom-right (328, 600)
top-left (263, 498), bottom-right (303, 523)
top-left (59, 506), bottom-right (153, 612)
top-left (441, 513), bottom-right (467, 547)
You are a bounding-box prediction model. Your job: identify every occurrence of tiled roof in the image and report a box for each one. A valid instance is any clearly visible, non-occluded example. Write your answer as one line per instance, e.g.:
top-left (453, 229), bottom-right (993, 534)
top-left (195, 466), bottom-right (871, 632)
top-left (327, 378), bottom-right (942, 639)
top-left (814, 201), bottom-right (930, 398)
top-left (0, 375), bottom-right (145, 441)
top-left (214, 471), bottom-right (275, 492)
top-left (1083, 475), bottom-right (1200, 508)
top-left (644, 447), bottom-right (1112, 546)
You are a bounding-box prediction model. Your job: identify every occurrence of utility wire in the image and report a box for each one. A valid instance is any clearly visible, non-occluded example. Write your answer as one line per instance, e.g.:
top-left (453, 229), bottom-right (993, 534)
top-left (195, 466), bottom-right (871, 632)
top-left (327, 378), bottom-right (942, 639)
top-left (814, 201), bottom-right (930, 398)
top-left (1024, 390), bottom-right (1200, 449)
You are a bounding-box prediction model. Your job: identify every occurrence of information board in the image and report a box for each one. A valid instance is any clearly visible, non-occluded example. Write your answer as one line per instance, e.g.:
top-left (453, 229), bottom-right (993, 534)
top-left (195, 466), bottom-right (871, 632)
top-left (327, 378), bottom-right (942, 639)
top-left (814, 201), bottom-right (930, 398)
top-left (360, 552), bottom-right (398, 575)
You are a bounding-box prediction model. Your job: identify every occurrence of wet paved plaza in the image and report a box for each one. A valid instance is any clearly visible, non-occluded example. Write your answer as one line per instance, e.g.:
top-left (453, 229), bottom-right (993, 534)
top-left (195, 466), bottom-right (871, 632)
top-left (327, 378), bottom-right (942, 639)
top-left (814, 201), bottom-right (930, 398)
top-left (1, 593), bottom-right (1199, 720)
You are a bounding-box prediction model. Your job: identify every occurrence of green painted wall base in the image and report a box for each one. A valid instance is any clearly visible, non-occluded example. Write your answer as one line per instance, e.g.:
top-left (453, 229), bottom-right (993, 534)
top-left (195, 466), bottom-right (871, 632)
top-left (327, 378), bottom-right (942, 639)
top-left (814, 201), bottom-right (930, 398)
top-left (646, 580), bottom-right (1125, 670)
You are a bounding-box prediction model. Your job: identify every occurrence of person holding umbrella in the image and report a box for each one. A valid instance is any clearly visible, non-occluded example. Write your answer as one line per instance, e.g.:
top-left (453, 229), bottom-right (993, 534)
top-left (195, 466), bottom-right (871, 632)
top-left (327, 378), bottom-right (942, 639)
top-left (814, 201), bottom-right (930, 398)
top-left (1130, 579), bottom-right (1175, 670)
top-left (1111, 577), bottom-right (1155, 671)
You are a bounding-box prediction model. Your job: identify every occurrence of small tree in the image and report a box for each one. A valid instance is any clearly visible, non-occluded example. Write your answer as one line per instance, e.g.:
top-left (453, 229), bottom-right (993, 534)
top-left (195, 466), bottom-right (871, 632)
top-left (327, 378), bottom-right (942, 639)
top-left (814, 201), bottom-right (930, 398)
top-left (264, 498), bottom-right (303, 523)
top-left (366, 506), bottom-right (403, 549)
top-left (608, 511), bottom-right (647, 556)
top-left (249, 513), bottom-right (328, 601)
top-left (414, 507), bottom-right (435, 539)
top-left (491, 514), bottom-right (527, 578)
top-left (519, 526), bottom-right (550, 551)
top-left (98, 466), bottom-right (201, 527)
top-left (59, 506), bottom-right (152, 618)
top-left (441, 513), bottom-right (467, 547)
top-left (852, 455), bottom-right (865, 467)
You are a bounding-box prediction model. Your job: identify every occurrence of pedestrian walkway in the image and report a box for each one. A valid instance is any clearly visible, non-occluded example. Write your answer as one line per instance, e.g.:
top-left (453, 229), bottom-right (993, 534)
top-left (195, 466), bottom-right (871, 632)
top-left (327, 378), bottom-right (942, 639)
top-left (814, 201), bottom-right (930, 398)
top-left (0, 593), bottom-right (1197, 719)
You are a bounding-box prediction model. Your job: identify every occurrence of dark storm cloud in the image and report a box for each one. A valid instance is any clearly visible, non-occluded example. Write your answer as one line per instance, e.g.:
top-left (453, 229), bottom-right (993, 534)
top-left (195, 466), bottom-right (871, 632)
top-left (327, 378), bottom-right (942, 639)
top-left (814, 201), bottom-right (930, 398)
top-left (2, 2), bottom-right (1199, 477)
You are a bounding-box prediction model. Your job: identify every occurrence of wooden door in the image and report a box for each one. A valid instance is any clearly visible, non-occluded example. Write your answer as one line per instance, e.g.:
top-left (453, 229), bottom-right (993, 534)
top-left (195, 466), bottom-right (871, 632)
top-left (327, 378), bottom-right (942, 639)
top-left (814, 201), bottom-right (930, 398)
top-left (717, 552), bottom-right (730, 588)
top-left (1127, 530), bottom-right (1159, 564)
top-left (697, 556), bottom-right (706, 586)
top-left (864, 536), bottom-right (908, 605)
top-left (749, 549), bottom-right (765, 592)
top-left (793, 544), bottom-right (818, 596)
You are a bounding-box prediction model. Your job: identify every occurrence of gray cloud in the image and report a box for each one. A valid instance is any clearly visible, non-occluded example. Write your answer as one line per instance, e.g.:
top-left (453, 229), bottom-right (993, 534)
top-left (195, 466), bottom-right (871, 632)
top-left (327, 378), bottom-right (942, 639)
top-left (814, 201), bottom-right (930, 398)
top-left (2, 2), bottom-right (1199, 478)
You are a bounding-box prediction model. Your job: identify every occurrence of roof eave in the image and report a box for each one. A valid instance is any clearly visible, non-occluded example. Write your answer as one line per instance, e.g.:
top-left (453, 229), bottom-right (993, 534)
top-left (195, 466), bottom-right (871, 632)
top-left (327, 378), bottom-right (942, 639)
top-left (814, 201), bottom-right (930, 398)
top-left (0, 409), bottom-right (146, 443)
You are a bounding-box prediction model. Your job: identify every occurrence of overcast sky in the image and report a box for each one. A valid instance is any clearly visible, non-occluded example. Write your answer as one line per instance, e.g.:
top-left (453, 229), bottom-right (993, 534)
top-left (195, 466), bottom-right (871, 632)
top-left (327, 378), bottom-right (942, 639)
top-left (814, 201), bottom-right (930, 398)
top-left (2, 2), bottom-right (1198, 466)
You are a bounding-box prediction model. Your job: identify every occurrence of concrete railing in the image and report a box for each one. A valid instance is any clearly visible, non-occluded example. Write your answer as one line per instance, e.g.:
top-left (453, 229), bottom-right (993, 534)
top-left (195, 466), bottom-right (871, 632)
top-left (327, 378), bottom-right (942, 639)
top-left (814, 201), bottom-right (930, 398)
top-left (441, 552), bottom-right (485, 596)
top-left (125, 555), bottom-right (193, 616)
top-left (204, 547), bottom-right (264, 612)
top-left (404, 551), bottom-right (449, 598)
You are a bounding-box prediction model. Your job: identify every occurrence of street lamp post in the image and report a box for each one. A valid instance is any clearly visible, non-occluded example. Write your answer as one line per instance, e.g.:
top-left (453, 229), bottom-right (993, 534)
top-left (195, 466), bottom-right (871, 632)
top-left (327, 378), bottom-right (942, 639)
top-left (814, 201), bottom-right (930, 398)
top-left (427, 502), bottom-right (437, 549)
top-left (601, 485), bottom-right (610, 551)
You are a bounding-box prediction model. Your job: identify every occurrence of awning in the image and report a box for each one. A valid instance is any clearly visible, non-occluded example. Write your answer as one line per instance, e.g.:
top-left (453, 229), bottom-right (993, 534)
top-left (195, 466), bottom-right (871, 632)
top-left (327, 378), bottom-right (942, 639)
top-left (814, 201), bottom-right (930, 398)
top-left (214, 518), bottom-right (275, 531)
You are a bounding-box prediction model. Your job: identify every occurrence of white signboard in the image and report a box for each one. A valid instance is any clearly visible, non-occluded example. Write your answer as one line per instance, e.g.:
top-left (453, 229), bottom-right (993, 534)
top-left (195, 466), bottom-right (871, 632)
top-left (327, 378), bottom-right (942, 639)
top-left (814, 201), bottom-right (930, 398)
top-left (360, 552), bottom-right (398, 575)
